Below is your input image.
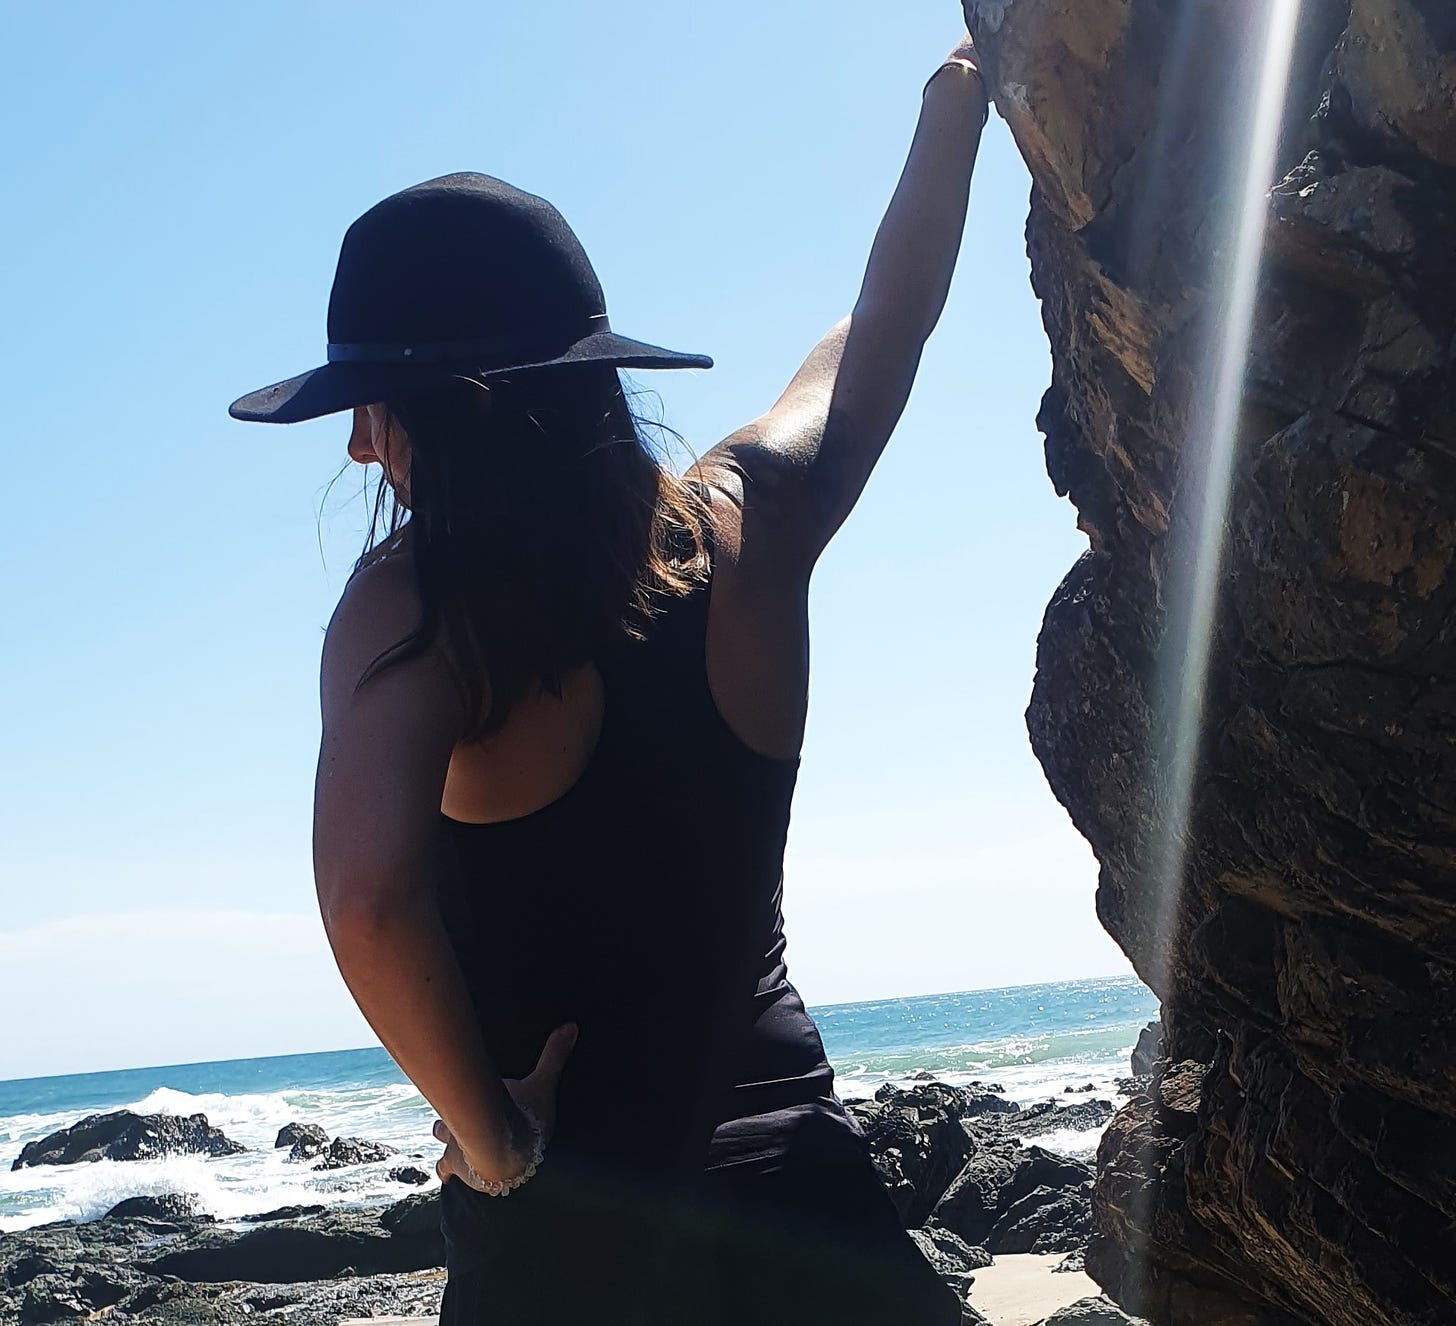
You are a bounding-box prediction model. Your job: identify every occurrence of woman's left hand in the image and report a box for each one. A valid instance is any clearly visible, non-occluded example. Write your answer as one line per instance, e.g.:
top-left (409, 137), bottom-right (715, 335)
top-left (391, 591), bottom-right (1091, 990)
top-left (433, 1021), bottom-right (578, 1193)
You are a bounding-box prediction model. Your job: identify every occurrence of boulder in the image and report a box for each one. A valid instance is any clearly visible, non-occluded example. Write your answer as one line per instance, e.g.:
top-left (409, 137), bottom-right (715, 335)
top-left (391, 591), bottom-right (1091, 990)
top-left (11, 1111), bottom-right (245, 1169)
top-left (846, 1086), bottom-right (972, 1228)
top-left (930, 1146), bottom-right (1020, 1247)
top-left (1038, 1297), bottom-right (1150, 1326)
top-left (275, 1122), bottom-right (329, 1161)
top-left (916, 1222), bottom-right (993, 1271)
top-left (909, 1224), bottom-right (987, 1302)
top-left (961, 1083), bottom-right (1020, 1117)
top-left (379, 1191), bottom-right (441, 1240)
top-left (1130, 1020), bottom-right (1163, 1078)
top-left (101, 1193), bottom-right (212, 1224)
top-left (1000, 1147), bottom-right (1093, 1211)
top-left (389, 1164), bottom-right (431, 1186)
top-left (311, 1135), bottom-right (396, 1171)
top-left (970, 0), bottom-right (1456, 1317)
top-left (988, 1184), bottom-right (1094, 1255)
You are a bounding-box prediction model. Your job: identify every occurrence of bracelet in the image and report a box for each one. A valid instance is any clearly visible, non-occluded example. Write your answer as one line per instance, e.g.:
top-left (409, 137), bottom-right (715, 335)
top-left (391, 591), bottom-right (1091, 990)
top-left (464, 1101), bottom-right (547, 1197)
top-left (923, 58), bottom-right (991, 128)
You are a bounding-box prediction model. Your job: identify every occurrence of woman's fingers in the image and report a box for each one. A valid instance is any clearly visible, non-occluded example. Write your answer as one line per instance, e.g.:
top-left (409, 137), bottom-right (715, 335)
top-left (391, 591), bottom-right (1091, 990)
top-left (530, 1021), bottom-right (579, 1084)
top-left (432, 1118), bottom-right (451, 1144)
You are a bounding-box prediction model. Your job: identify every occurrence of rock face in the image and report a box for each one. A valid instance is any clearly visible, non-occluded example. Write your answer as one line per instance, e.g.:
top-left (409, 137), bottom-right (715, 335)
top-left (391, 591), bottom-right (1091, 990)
top-left (11, 1112), bottom-right (246, 1169)
top-left (847, 1085), bottom-right (974, 1227)
top-left (969, 0), bottom-right (1456, 1322)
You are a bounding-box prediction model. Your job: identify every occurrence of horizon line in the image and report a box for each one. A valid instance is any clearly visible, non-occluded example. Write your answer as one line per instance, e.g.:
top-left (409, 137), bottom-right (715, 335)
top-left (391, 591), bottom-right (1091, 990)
top-left (0, 967), bottom-right (1148, 1089)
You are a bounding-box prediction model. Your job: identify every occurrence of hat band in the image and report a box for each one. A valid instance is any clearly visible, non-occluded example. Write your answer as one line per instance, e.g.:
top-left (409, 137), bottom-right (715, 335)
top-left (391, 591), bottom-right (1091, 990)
top-left (326, 317), bottom-right (610, 368)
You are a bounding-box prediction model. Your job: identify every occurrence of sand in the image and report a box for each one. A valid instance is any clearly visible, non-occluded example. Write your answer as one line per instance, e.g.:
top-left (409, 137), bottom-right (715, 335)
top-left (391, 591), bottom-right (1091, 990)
top-left (967, 1252), bottom-right (1099, 1325)
top-left (341, 1253), bottom-right (1099, 1326)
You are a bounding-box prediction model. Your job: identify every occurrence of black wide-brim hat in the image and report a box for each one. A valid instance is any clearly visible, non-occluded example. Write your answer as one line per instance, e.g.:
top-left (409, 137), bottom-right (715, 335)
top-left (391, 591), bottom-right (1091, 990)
top-left (230, 173), bottom-right (711, 424)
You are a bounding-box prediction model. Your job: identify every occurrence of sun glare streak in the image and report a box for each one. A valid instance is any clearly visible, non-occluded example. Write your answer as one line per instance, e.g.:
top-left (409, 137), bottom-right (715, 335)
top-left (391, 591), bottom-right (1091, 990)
top-left (1148, 0), bottom-right (1304, 992)
top-left (1122, 0), bottom-right (1304, 1311)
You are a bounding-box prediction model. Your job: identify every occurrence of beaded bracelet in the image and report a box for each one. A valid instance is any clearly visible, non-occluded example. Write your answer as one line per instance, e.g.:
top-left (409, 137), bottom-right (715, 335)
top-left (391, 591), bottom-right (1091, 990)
top-left (464, 1101), bottom-right (547, 1197)
top-left (924, 58), bottom-right (992, 128)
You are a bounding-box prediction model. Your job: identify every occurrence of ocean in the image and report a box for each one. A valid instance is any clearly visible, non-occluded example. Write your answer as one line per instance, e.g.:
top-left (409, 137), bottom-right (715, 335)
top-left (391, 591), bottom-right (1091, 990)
top-left (0, 975), bottom-right (1156, 1233)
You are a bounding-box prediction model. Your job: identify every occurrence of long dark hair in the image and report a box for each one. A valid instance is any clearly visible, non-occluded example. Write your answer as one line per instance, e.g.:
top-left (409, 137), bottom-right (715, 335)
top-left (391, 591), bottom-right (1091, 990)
top-left (355, 366), bottom-right (710, 739)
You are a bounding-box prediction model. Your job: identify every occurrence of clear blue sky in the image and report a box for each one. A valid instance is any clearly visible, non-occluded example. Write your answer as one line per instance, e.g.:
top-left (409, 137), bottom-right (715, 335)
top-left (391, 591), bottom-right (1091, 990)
top-left (0, 1), bottom-right (1132, 1080)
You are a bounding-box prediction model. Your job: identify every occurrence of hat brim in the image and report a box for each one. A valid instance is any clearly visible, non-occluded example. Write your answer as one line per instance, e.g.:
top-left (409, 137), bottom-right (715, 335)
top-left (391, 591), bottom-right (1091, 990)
top-left (228, 330), bottom-right (713, 424)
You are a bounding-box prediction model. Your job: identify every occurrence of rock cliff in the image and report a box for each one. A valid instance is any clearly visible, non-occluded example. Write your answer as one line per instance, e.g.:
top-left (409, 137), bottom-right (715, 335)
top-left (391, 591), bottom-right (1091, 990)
top-left (967, 0), bottom-right (1456, 1322)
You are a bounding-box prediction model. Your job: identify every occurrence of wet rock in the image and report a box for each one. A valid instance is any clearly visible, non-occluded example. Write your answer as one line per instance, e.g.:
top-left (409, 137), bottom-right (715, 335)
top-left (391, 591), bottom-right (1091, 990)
top-left (846, 1086), bottom-right (973, 1228)
top-left (964, 1098), bottom-right (1112, 1148)
top-left (11, 1111), bottom-right (246, 1169)
top-left (242, 1204), bottom-right (328, 1223)
top-left (961, 1083), bottom-right (1020, 1117)
top-left (389, 1164), bottom-right (431, 1186)
top-left (101, 1194), bottom-right (212, 1224)
top-left (311, 1135), bottom-right (396, 1171)
top-left (972, 0), bottom-right (1456, 1318)
top-left (275, 1121), bottom-right (329, 1161)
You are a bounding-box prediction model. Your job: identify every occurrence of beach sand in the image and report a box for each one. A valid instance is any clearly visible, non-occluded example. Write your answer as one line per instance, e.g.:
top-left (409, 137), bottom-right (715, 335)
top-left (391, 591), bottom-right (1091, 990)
top-left (967, 1252), bottom-right (1099, 1325)
top-left (341, 1254), bottom-right (1099, 1326)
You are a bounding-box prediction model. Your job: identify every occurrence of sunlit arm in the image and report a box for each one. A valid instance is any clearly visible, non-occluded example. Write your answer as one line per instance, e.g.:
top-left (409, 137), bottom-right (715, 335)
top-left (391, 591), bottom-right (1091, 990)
top-left (312, 554), bottom-right (516, 1173)
top-left (701, 51), bottom-right (988, 565)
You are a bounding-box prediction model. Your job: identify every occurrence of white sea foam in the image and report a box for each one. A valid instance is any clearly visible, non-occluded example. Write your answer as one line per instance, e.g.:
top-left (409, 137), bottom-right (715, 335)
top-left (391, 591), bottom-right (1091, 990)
top-left (0, 1081), bottom-right (440, 1233)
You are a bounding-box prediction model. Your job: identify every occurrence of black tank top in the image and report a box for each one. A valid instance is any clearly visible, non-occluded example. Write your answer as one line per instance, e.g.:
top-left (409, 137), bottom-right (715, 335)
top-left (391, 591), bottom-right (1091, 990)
top-left (435, 543), bottom-right (859, 1180)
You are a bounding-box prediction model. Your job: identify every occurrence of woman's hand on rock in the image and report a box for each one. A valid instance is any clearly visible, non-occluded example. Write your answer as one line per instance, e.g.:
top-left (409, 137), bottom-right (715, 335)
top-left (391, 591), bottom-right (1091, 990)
top-left (947, 31), bottom-right (981, 70)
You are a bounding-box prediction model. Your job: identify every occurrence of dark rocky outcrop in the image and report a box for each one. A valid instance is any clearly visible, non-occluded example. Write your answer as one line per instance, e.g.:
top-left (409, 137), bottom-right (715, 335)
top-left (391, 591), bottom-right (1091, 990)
top-left (969, 0), bottom-right (1456, 1321)
top-left (847, 1087), bottom-right (973, 1227)
top-left (274, 1122), bottom-right (329, 1161)
top-left (0, 1198), bottom-right (446, 1324)
top-left (141, 1207), bottom-right (440, 1284)
top-left (11, 1112), bottom-right (246, 1169)
top-left (966, 1097), bottom-right (1113, 1146)
top-left (310, 1135), bottom-right (395, 1171)
top-left (389, 1164), bottom-right (431, 1186)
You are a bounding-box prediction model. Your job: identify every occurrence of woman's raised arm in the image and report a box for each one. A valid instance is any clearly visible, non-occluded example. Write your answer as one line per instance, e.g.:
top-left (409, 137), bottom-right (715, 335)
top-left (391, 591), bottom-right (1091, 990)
top-left (699, 36), bottom-right (989, 569)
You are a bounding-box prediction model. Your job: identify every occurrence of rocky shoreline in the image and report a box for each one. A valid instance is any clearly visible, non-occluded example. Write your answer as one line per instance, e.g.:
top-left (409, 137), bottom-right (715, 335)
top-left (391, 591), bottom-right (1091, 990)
top-left (1, 1065), bottom-right (1156, 1325)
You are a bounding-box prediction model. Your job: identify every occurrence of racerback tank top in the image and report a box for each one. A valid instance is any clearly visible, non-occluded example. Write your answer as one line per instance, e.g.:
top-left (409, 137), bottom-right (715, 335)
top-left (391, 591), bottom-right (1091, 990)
top-left (435, 534), bottom-right (859, 1180)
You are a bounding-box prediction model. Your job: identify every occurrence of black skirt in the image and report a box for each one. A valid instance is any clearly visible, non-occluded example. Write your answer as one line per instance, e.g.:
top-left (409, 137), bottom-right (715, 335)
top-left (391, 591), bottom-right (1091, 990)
top-left (438, 1129), bottom-right (963, 1325)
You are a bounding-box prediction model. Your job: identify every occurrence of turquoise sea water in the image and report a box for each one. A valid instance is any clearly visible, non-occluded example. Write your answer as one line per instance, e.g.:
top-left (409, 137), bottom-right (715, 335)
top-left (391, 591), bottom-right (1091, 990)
top-left (0, 975), bottom-right (1155, 1231)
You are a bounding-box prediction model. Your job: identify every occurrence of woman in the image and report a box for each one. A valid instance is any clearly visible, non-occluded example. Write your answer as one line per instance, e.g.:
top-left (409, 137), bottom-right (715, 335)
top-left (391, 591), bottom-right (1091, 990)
top-left (231, 33), bottom-right (988, 1325)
